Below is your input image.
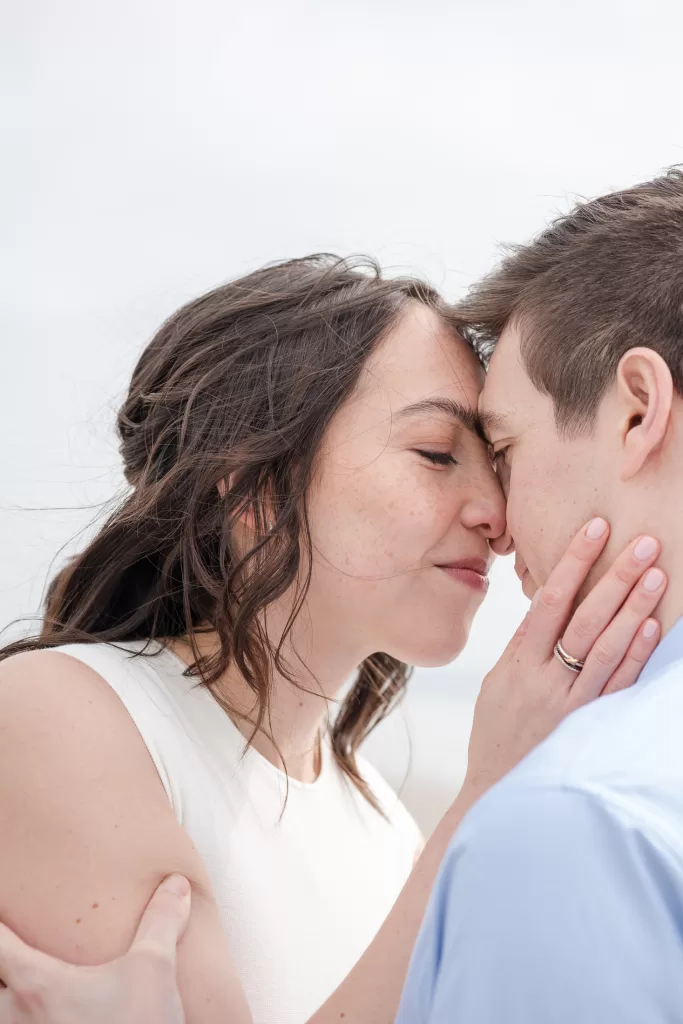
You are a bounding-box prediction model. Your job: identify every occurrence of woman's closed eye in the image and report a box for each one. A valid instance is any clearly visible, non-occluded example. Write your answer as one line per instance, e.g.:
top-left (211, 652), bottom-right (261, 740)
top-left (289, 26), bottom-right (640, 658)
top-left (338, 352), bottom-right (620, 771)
top-left (415, 450), bottom-right (458, 467)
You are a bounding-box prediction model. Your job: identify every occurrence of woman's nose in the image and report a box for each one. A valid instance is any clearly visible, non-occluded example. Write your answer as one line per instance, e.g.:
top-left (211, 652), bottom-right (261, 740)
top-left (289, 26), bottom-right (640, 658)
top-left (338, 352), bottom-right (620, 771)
top-left (460, 468), bottom-right (513, 552)
top-left (461, 493), bottom-right (510, 547)
top-left (490, 524), bottom-right (515, 557)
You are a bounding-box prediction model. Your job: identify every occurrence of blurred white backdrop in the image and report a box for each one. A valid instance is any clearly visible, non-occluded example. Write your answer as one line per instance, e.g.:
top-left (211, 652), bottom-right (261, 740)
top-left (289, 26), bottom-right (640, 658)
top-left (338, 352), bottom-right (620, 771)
top-left (3, 0), bottom-right (683, 831)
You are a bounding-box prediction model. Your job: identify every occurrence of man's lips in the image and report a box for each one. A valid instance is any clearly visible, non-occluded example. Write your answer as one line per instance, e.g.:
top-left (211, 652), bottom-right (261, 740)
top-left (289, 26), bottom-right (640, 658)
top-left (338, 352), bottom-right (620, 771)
top-left (436, 558), bottom-right (490, 593)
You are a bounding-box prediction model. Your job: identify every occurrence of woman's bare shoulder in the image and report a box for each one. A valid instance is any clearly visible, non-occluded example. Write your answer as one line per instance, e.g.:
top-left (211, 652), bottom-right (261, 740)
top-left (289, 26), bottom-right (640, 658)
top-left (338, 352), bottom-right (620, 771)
top-left (0, 644), bottom-right (131, 701)
top-left (0, 645), bottom-right (245, 1022)
top-left (0, 646), bottom-right (159, 768)
top-left (0, 645), bottom-right (186, 955)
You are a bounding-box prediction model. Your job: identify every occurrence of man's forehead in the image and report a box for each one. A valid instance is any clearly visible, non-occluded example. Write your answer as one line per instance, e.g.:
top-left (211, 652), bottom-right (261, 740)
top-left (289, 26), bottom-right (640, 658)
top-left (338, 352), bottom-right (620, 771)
top-left (477, 324), bottom-right (533, 432)
top-left (478, 362), bottom-right (513, 433)
top-left (478, 369), bottom-right (511, 416)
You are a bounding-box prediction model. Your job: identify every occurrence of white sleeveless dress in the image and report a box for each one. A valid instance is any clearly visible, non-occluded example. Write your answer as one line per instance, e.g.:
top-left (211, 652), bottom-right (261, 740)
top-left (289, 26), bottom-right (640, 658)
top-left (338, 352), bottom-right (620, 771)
top-left (54, 642), bottom-right (421, 1024)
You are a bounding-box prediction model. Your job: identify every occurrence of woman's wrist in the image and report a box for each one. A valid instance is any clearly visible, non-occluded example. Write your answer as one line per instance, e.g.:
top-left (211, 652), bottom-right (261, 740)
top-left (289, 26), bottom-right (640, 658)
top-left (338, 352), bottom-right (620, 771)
top-left (439, 779), bottom-right (481, 836)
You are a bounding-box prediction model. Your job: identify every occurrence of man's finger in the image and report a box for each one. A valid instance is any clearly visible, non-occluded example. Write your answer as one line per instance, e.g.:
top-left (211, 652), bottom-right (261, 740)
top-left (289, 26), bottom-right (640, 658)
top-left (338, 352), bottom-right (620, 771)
top-left (0, 921), bottom-right (54, 989)
top-left (129, 875), bottom-right (192, 964)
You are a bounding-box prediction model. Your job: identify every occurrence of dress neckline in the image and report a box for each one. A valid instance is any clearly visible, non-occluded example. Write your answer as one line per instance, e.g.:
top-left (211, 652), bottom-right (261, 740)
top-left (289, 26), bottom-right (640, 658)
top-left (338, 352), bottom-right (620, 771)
top-left (152, 640), bottom-right (331, 791)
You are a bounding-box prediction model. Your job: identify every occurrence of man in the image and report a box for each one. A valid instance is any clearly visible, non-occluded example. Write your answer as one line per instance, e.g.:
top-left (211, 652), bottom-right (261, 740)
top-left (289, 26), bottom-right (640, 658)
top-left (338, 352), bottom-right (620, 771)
top-left (394, 166), bottom-right (683, 1022)
top-left (2, 168), bottom-right (683, 1022)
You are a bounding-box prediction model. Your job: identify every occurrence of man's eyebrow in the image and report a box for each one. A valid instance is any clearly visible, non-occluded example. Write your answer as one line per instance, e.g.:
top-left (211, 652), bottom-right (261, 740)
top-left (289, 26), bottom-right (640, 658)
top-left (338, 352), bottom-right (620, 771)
top-left (396, 397), bottom-right (489, 442)
top-left (477, 409), bottom-right (508, 443)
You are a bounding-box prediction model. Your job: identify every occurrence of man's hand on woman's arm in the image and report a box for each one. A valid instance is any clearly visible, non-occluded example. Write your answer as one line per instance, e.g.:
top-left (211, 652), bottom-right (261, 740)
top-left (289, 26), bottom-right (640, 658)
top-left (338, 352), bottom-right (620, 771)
top-left (0, 651), bottom-right (253, 1024)
top-left (0, 874), bottom-right (191, 1024)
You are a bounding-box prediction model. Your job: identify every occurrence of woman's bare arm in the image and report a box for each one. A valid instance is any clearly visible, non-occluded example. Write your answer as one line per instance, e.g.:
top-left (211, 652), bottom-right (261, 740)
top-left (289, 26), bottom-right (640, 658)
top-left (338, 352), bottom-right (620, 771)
top-left (0, 650), bottom-right (251, 1024)
top-left (310, 788), bottom-right (476, 1024)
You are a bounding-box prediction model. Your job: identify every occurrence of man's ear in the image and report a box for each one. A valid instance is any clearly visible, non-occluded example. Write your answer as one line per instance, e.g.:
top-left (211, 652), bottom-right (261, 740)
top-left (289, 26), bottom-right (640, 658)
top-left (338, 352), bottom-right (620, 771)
top-left (617, 347), bottom-right (674, 480)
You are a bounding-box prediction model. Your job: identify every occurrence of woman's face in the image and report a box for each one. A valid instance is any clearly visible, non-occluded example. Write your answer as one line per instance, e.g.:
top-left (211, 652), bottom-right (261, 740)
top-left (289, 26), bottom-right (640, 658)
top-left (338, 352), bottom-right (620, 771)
top-left (305, 302), bottom-right (511, 669)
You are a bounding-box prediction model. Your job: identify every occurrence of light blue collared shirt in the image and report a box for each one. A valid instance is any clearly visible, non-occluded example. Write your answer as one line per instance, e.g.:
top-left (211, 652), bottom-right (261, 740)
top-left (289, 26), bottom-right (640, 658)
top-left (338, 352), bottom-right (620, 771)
top-left (397, 618), bottom-right (683, 1024)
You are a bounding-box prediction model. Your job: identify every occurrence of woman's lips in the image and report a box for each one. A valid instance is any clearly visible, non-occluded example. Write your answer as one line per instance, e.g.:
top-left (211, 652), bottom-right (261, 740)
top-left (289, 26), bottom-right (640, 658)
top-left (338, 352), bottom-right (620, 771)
top-left (437, 559), bottom-right (490, 593)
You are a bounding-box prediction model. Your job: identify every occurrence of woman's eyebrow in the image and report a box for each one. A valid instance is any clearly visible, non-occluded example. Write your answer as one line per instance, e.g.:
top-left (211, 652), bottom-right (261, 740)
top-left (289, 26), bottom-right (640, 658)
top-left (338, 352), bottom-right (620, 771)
top-left (396, 397), bottom-right (490, 442)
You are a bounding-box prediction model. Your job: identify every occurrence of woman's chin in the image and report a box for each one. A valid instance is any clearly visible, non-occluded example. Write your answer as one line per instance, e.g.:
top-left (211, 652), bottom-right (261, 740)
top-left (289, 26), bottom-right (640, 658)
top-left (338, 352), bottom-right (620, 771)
top-left (388, 633), bottom-right (468, 669)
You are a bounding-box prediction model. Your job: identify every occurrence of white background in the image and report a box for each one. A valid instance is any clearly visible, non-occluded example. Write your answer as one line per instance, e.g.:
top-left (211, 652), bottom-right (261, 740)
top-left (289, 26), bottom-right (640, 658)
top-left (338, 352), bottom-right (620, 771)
top-left (4, 0), bottom-right (683, 830)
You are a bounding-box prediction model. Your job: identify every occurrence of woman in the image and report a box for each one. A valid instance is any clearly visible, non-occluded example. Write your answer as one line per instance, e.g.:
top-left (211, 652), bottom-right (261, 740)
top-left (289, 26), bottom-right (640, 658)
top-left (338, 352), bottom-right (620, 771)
top-left (0, 256), bottom-right (665, 1024)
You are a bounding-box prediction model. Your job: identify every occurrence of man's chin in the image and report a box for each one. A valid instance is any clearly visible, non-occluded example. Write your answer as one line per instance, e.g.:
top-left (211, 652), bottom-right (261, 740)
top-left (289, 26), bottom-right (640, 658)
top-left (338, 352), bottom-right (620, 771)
top-left (521, 559), bottom-right (600, 606)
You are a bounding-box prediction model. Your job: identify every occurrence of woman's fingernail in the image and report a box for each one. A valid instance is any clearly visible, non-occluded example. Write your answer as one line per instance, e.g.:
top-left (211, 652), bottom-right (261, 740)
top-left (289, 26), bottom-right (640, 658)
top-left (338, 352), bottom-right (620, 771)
top-left (634, 536), bottom-right (658, 561)
top-left (531, 589), bottom-right (541, 610)
top-left (643, 567), bottom-right (665, 592)
top-left (585, 517), bottom-right (608, 540)
top-left (643, 619), bottom-right (659, 639)
top-left (162, 874), bottom-right (190, 898)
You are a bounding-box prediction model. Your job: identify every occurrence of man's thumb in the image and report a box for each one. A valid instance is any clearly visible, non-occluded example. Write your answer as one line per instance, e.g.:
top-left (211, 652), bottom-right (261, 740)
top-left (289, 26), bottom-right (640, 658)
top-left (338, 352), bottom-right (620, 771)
top-left (129, 875), bottom-right (192, 963)
top-left (0, 922), bottom-right (50, 988)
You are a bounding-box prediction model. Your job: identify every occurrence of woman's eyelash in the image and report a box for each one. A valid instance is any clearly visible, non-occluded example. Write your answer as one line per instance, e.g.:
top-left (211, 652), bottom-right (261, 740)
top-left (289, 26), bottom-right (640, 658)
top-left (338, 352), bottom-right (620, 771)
top-left (492, 446), bottom-right (510, 466)
top-left (416, 450), bottom-right (457, 466)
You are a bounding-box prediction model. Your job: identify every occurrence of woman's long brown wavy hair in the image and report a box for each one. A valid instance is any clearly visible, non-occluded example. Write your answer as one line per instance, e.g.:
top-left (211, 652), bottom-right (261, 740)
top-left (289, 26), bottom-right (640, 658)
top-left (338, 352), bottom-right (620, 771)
top-left (2, 255), bottom-right (449, 810)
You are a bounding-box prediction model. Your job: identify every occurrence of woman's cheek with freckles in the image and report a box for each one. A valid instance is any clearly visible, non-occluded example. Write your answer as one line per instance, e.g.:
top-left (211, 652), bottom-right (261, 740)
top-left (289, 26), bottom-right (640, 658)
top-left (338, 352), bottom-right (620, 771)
top-left (316, 451), bottom-right (451, 579)
top-left (311, 467), bottom-right (405, 575)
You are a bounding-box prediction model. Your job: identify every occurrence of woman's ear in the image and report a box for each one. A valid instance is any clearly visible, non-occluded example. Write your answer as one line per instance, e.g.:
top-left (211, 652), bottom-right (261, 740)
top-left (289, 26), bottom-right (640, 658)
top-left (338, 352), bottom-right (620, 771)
top-left (617, 347), bottom-right (674, 480)
top-left (217, 474), bottom-right (273, 535)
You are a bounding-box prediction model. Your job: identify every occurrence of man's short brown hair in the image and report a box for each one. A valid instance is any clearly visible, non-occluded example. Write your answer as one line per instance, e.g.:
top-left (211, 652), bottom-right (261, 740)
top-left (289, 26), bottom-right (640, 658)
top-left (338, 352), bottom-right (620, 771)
top-left (455, 167), bottom-right (683, 433)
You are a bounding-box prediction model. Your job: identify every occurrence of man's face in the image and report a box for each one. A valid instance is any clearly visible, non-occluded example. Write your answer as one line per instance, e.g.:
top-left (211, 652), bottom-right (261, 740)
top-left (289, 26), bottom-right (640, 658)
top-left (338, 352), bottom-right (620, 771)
top-left (479, 323), bottom-right (612, 598)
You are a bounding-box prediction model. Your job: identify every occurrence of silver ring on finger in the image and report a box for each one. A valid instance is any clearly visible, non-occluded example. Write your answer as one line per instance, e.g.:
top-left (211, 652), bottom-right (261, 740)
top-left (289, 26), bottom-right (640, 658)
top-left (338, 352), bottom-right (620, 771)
top-left (554, 639), bottom-right (585, 674)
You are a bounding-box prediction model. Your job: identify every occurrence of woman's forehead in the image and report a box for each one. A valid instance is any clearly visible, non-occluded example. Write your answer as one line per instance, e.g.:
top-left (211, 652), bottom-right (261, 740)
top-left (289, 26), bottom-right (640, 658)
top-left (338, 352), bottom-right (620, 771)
top-left (361, 304), bottom-right (483, 407)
